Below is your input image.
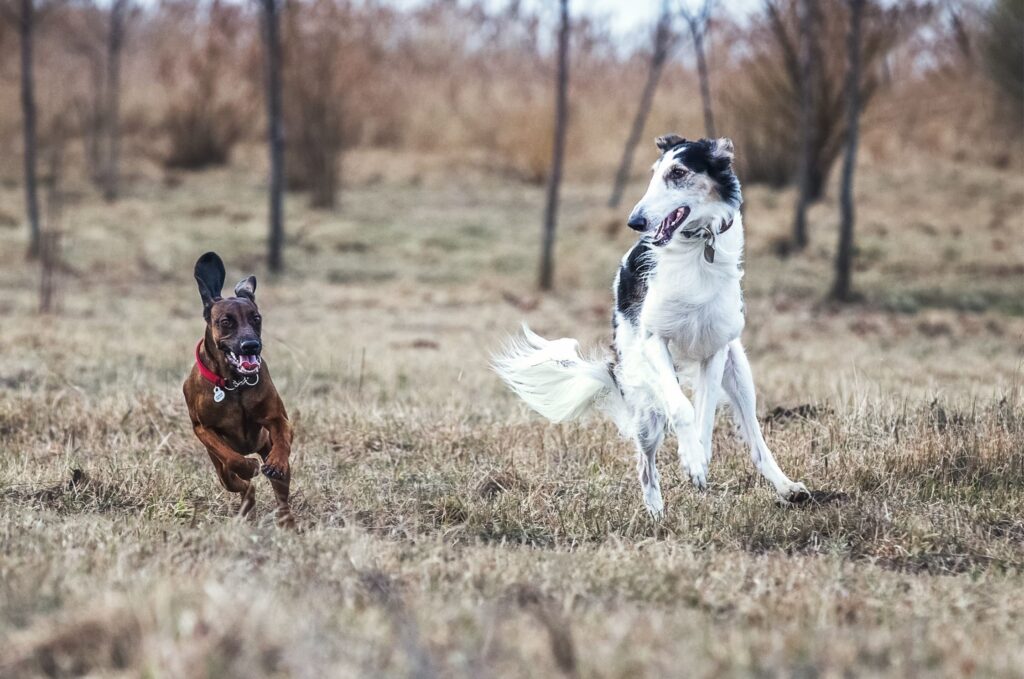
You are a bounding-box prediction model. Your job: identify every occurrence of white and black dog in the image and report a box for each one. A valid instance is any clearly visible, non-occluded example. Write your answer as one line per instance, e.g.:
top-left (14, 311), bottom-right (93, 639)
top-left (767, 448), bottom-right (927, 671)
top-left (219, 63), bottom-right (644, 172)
top-left (494, 135), bottom-right (810, 516)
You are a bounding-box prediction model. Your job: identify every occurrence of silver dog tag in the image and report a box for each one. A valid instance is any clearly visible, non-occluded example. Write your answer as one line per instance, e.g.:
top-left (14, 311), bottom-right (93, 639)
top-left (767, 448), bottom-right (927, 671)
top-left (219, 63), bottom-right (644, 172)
top-left (213, 386), bottom-right (225, 403)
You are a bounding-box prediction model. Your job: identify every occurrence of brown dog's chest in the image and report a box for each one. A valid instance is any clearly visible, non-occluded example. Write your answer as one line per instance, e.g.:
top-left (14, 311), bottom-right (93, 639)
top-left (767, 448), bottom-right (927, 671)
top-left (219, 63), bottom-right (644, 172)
top-left (184, 370), bottom-right (273, 454)
top-left (198, 395), bottom-right (266, 453)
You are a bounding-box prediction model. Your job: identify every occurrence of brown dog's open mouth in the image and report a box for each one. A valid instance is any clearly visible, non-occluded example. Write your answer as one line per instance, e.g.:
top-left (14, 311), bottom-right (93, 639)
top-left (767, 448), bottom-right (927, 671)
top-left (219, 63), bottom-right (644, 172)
top-left (653, 206), bottom-right (690, 246)
top-left (226, 352), bottom-right (262, 375)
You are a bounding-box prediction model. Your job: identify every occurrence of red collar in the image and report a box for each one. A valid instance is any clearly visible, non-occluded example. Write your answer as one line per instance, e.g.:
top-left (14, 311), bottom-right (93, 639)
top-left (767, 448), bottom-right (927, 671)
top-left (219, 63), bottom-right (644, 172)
top-left (195, 340), bottom-right (227, 388)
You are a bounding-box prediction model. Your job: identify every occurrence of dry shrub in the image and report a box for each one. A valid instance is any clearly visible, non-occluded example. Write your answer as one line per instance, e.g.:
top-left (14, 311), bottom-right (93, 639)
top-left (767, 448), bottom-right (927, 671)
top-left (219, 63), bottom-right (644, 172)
top-left (723, 0), bottom-right (928, 193)
top-left (281, 0), bottom-right (375, 208)
top-left (981, 0), bottom-right (1024, 127)
top-left (160, 0), bottom-right (250, 170)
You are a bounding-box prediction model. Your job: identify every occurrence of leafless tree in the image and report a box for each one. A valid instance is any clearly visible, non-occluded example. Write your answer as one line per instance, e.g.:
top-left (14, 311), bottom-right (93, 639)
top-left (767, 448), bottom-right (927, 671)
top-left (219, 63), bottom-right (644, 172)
top-left (102, 0), bottom-right (129, 201)
top-left (679, 0), bottom-right (717, 138)
top-left (1, 0), bottom-right (46, 258)
top-left (831, 0), bottom-right (865, 302)
top-left (608, 0), bottom-right (676, 209)
top-left (539, 0), bottom-right (569, 291)
top-left (260, 0), bottom-right (285, 273)
top-left (790, 0), bottom-right (817, 250)
top-left (40, 116), bottom-right (69, 314)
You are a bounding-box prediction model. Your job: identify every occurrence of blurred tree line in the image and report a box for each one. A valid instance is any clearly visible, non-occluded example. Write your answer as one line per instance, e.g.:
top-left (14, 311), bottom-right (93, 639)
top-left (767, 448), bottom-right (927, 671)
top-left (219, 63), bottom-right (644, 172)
top-left (0, 0), bottom-right (1020, 303)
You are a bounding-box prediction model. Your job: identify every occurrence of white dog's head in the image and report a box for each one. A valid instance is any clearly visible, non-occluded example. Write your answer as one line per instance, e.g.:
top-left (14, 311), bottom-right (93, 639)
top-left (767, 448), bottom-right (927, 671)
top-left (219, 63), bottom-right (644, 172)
top-left (626, 135), bottom-right (742, 247)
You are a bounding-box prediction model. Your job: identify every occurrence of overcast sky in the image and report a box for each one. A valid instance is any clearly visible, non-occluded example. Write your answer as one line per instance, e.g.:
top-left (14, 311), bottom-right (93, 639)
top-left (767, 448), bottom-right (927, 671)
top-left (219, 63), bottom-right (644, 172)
top-left (385, 0), bottom-right (763, 36)
top-left (582, 0), bottom-right (761, 34)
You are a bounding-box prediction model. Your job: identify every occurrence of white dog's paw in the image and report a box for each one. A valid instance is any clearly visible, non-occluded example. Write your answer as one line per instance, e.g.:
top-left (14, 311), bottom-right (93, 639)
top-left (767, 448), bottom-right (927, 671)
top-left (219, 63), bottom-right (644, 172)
top-left (686, 464), bottom-right (708, 490)
top-left (776, 481), bottom-right (811, 506)
top-left (643, 487), bottom-right (665, 520)
top-left (679, 434), bottom-right (709, 490)
top-left (679, 451), bottom-right (708, 490)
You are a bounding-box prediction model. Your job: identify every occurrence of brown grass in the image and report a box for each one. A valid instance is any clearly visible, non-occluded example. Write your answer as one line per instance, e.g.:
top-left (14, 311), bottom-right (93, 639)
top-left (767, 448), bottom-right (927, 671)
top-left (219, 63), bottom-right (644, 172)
top-left (0, 142), bottom-right (1023, 676)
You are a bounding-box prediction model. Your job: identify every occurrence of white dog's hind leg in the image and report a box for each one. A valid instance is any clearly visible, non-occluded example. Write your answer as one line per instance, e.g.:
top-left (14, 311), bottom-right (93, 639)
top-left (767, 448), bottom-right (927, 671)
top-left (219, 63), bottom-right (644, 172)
top-left (632, 408), bottom-right (666, 517)
top-left (643, 335), bottom-right (707, 489)
top-left (695, 347), bottom-right (728, 465)
top-left (722, 339), bottom-right (810, 503)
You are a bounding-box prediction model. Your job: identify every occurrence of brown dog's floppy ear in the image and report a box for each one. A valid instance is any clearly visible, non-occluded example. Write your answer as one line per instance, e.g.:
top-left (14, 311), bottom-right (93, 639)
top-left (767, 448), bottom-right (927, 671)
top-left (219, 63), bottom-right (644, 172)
top-left (234, 276), bottom-right (257, 302)
top-left (656, 134), bottom-right (686, 153)
top-left (194, 252), bottom-right (225, 320)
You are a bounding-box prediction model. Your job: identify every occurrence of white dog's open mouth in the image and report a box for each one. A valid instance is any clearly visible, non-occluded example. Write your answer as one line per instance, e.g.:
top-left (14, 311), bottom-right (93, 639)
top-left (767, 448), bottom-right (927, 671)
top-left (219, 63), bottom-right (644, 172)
top-left (226, 351), bottom-right (262, 375)
top-left (653, 206), bottom-right (690, 246)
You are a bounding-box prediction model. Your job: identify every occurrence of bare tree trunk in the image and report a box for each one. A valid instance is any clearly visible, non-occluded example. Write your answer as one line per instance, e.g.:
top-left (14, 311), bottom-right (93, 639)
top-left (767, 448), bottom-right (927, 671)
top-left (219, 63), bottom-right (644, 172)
top-left (608, 5), bottom-right (672, 209)
top-left (41, 124), bottom-right (65, 314)
top-left (689, 20), bottom-right (716, 138)
top-left (103, 0), bottom-right (126, 202)
top-left (790, 0), bottom-right (815, 251)
top-left (85, 58), bottom-right (105, 185)
top-left (831, 0), bottom-right (864, 302)
top-left (261, 0), bottom-right (285, 273)
top-left (18, 0), bottom-right (41, 259)
top-left (539, 0), bottom-right (569, 291)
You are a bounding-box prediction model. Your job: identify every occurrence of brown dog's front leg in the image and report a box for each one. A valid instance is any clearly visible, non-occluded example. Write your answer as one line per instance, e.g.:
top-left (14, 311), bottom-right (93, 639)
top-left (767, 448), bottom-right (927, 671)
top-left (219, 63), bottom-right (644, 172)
top-left (194, 425), bottom-right (260, 517)
top-left (258, 418), bottom-right (295, 528)
top-left (194, 425), bottom-right (260, 479)
top-left (259, 415), bottom-right (292, 481)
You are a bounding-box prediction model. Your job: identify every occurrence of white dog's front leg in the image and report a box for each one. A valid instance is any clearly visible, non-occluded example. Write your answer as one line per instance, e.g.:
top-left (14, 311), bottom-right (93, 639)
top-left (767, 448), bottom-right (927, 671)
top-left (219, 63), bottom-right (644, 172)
top-left (695, 347), bottom-right (728, 465)
top-left (643, 334), bottom-right (707, 489)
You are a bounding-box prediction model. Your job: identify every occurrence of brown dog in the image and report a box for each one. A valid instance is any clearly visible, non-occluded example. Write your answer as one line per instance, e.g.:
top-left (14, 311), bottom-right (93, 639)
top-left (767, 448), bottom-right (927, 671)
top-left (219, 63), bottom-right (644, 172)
top-left (183, 252), bottom-right (295, 527)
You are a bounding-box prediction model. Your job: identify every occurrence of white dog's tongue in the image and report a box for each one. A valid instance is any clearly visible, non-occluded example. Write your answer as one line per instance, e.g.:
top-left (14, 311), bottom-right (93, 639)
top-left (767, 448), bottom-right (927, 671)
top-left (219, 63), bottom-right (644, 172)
top-left (653, 206), bottom-right (690, 245)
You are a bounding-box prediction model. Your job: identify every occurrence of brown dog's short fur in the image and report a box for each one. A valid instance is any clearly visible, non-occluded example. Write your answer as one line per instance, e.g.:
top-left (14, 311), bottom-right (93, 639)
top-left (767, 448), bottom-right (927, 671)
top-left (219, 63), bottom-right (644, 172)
top-left (183, 252), bottom-right (295, 527)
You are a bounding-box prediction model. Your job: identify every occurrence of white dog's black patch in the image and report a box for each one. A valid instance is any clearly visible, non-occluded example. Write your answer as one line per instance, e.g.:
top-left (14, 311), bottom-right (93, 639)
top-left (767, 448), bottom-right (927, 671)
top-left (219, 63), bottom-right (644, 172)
top-left (615, 238), bottom-right (655, 326)
top-left (668, 139), bottom-right (742, 208)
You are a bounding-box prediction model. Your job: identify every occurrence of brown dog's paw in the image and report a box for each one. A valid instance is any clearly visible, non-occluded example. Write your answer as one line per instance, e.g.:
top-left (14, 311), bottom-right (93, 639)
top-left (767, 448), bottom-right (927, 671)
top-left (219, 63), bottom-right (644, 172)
top-left (276, 509), bottom-right (297, 530)
top-left (262, 459), bottom-right (289, 481)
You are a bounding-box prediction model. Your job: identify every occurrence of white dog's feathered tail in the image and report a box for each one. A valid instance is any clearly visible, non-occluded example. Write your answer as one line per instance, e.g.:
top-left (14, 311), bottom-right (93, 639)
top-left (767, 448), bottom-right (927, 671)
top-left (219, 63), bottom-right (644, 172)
top-left (492, 325), bottom-right (630, 432)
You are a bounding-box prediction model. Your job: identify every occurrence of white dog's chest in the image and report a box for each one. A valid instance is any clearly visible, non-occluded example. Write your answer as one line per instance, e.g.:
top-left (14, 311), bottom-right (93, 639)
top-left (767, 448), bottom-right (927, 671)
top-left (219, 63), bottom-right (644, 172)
top-left (640, 269), bottom-right (745, 361)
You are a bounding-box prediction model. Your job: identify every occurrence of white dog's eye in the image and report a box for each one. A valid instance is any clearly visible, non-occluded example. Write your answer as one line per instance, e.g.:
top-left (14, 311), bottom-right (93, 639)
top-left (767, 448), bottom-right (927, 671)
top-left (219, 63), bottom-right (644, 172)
top-left (668, 166), bottom-right (689, 180)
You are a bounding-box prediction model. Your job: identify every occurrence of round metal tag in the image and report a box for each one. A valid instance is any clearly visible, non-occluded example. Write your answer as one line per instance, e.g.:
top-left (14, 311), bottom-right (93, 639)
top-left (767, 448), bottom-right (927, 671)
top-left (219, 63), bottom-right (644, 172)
top-left (213, 386), bottom-right (225, 403)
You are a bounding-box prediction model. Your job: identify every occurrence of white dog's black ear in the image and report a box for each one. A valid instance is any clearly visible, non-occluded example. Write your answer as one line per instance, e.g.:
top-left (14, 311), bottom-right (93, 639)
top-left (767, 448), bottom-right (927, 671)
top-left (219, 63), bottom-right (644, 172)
top-left (714, 137), bottom-right (735, 165)
top-left (656, 134), bottom-right (687, 153)
top-left (234, 276), bottom-right (257, 302)
top-left (194, 252), bottom-right (225, 319)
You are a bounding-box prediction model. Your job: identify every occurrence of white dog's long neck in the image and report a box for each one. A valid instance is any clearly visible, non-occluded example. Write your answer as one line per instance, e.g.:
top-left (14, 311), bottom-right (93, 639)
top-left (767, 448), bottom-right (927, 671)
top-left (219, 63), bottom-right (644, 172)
top-left (642, 209), bottom-right (747, 357)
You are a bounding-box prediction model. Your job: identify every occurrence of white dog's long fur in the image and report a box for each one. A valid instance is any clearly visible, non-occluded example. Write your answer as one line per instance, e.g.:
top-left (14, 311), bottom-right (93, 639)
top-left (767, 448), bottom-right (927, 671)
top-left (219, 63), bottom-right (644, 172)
top-left (494, 135), bottom-right (809, 516)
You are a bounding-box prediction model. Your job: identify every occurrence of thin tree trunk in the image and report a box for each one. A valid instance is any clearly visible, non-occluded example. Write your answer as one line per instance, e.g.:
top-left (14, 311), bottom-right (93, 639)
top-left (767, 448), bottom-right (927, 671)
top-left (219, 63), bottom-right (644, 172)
top-left (262, 0), bottom-right (285, 273)
top-left (608, 7), bottom-right (671, 209)
top-left (790, 0), bottom-right (815, 251)
top-left (831, 0), bottom-right (864, 302)
top-left (86, 57), bottom-right (105, 185)
top-left (103, 0), bottom-right (126, 202)
top-left (539, 0), bottom-right (569, 291)
top-left (19, 0), bottom-right (41, 259)
top-left (690, 23), bottom-right (716, 138)
top-left (41, 126), bottom-right (65, 314)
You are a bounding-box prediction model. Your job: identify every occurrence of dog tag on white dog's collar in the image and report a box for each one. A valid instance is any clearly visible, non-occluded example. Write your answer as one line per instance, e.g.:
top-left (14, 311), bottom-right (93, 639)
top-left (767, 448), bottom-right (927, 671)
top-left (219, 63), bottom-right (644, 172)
top-left (213, 386), bottom-right (225, 403)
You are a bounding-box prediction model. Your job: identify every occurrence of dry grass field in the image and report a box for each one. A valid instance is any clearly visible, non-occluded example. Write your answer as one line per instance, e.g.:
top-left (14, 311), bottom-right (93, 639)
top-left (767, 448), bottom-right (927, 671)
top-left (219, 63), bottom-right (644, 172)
top-left (1, 147), bottom-right (1023, 677)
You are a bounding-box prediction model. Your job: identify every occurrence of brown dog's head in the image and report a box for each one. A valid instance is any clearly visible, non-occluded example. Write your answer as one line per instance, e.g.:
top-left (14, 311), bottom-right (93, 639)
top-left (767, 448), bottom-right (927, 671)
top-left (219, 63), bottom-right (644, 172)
top-left (195, 252), bottom-right (263, 376)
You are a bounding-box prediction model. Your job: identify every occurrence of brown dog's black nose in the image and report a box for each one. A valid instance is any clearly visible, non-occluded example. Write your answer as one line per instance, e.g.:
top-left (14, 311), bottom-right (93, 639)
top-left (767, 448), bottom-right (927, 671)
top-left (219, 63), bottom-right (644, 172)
top-left (240, 339), bottom-right (262, 355)
top-left (627, 214), bottom-right (647, 231)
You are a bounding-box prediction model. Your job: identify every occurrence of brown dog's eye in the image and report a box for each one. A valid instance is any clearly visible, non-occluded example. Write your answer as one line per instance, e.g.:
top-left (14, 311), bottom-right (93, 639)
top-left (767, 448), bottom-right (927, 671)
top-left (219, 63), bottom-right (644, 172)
top-left (219, 317), bottom-right (235, 329)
